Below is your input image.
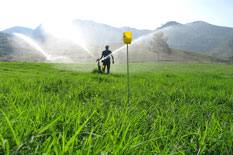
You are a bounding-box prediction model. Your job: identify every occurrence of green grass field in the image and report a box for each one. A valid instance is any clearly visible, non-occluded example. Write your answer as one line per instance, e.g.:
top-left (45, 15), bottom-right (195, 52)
top-left (0, 62), bottom-right (233, 154)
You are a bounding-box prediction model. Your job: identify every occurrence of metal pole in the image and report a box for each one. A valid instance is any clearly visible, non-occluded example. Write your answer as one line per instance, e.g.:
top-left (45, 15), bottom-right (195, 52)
top-left (126, 44), bottom-right (130, 105)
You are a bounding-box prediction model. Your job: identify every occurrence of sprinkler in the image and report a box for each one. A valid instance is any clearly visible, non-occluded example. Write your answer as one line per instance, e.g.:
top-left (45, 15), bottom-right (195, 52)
top-left (123, 32), bottom-right (132, 105)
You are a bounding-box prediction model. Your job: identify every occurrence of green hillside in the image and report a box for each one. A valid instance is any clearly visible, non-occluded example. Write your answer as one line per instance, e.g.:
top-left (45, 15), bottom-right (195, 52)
top-left (0, 62), bottom-right (233, 154)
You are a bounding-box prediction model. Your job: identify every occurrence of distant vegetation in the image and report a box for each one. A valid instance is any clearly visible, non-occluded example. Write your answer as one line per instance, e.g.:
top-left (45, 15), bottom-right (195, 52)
top-left (149, 32), bottom-right (172, 61)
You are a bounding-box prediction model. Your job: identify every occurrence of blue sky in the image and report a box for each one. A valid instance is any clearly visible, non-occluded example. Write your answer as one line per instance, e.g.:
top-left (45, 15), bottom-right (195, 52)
top-left (189, 0), bottom-right (233, 27)
top-left (0, 0), bottom-right (233, 30)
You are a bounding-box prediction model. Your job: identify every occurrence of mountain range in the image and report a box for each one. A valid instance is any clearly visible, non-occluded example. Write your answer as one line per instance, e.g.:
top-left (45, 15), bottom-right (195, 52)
top-left (0, 19), bottom-right (233, 62)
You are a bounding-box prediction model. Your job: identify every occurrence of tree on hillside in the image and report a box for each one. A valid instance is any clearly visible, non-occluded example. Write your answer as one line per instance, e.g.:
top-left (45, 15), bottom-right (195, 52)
top-left (229, 33), bottom-right (233, 48)
top-left (149, 32), bottom-right (172, 61)
top-left (227, 33), bottom-right (233, 62)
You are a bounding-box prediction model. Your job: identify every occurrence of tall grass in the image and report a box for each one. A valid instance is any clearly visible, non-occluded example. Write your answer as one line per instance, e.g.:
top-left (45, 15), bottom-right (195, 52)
top-left (0, 62), bottom-right (233, 154)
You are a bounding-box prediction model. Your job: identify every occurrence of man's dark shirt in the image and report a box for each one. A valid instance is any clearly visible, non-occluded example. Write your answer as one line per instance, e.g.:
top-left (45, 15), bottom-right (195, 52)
top-left (102, 50), bottom-right (112, 64)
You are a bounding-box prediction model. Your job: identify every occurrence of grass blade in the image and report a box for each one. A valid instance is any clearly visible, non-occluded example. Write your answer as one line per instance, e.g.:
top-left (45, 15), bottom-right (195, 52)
top-left (0, 109), bottom-right (20, 146)
top-left (37, 116), bottom-right (61, 134)
top-left (64, 111), bottom-right (96, 152)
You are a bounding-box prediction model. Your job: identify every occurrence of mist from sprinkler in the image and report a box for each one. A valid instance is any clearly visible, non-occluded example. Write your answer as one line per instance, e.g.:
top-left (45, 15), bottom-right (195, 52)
top-left (13, 33), bottom-right (70, 62)
top-left (14, 33), bottom-right (50, 59)
top-left (42, 21), bottom-right (95, 58)
top-left (15, 21), bottom-right (158, 64)
top-left (100, 33), bottom-right (150, 62)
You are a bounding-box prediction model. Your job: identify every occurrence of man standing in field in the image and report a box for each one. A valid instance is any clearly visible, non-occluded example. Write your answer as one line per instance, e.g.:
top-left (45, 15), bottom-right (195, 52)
top-left (97, 45), bottom-right (114, 74)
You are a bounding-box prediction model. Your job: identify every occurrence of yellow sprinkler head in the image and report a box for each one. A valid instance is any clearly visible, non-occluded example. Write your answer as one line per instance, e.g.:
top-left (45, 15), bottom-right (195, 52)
top-left (123, 32), bottom-right (132, 44)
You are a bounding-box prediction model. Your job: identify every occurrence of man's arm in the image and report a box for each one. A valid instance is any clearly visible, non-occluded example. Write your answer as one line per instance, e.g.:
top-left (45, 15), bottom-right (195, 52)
top-left (100, 54), bottom-right (103, 60)
top-left (97, 52), bottom-right (104, 61)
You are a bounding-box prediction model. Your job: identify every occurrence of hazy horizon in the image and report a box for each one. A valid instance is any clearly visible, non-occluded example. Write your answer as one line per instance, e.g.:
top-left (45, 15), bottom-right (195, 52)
top-left (1, 0), bottom-right (233, 31)
top-left (2, 19), bottom-right (233, 32)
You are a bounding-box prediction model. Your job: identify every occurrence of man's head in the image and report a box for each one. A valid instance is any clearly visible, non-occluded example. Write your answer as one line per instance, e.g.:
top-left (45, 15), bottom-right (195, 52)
top-left (105, 45), bottom-right (109, 50)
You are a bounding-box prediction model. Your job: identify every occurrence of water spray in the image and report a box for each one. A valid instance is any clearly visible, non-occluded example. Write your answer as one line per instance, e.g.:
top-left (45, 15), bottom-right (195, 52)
top-left (123, 32), bottom-right (133, 105)
top-left (100, 32), bottom-right (150, 62)
top-left (14, 33), bottom-right (50, 59)
top-left (42, 21), bottom-right (95, 58)
top-left (13, 33), bottom-right (70, 62)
